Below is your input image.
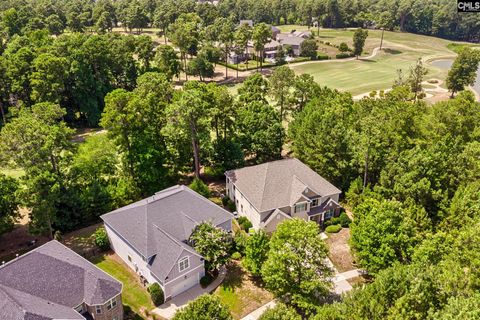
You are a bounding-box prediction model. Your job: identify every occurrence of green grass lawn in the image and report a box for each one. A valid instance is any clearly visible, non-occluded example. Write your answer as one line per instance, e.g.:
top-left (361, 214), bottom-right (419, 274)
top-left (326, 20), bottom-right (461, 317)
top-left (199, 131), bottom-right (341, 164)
top-left (92, 253), bottom-right (154, 318)
top-left (215, 262), bottom-right (273, 319)
top-left (290, 28), bottom-right (463, 95)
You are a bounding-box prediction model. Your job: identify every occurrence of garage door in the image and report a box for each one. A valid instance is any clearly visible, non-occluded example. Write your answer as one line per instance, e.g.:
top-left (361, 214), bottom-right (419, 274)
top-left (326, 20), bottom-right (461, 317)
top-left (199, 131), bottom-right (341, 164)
top-left (171, 273), bottom-right (199, 297)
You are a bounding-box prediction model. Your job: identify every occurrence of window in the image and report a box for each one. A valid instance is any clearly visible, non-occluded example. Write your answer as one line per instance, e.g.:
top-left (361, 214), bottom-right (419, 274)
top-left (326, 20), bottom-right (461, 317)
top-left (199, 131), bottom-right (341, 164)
top-left (96, 305), bottom-right (102, 314)
top-left (179, 256), bottom-right (190, 272)
top-left (294, 203), bottom-right (307, 213)
top-left (241, 204), bottom-right (243, 212)
top-left (311, 198), bottom-right (319, 207)
top-left (106, 297), bottom-right (117, 311)
top-left (325, 209), bottom-right (334, 219)
top-left (127, 255), bottom-right (132, 262)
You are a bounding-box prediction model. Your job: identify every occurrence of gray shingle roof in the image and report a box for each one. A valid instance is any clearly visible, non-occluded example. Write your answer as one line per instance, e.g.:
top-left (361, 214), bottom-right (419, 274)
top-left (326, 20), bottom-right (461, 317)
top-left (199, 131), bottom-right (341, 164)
top-left (225, 158), bottom-right (341, 212)
top-left (0, 241), bottom-right (122, 320)
top-left (279, 36), bottom-right (305, 46)
top-left (101, 185), bottom-right (233, 280)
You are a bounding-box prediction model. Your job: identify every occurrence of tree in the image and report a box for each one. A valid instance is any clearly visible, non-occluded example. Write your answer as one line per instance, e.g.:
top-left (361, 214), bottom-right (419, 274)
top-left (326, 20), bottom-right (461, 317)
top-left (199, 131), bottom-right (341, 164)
top-left (148, 283), bottom-right (165, 306)
top-left (0, 174), bottom-right (20, 235)
top-left (244, 230), bottom-right (270, 277)
top-left (446, 47), bottom-right (480, 97)
top-left (269, 66), bottom-right (295, 120)
top-left (261, 218), bottom-right (333, 313)
top-left (155, 45), bottom-right (181, 80)
top-left (186, 53), bottom-right (214, 81)
top-left (339, 42), bottom-right (349, 52)
top-left (189, 222), bottom-right (231, 272)
top-left (258, 303), bottom-right (301, 320)
top-left (275, 45), bottom-right (286, 65)
top-left (350, 198), bottom-right (429, 274)
top-left (163, 81), bottom-right (212, 178)
top-left (30, 53), bottom-right (68, 103)
top-left (0, 103), bottom-right (75, 238)
top-left (408, 58), bottom-right (427, 100)
top-left (237, 101), bottom-right (284, 163)
top-left (291, 73), bottom-right (321, 112)
top-left (235, 22), bottom-right (252, 72)
top-left (169, 13), bottom-right (201, 80)
top-left (135, 35), bottom-right (155, 71)
top-left (252, 23), bottom-right (272, 71)
top-left (352, 28), bottom-right (368, 59)
top-left (173, 294), bottom-right (232, 320)
top-left (300, 39), bottom-right (318, 59)
top-left (215, 17), bottom-right (235, 79)
top-left (288, 89), bottom-right (355, 189)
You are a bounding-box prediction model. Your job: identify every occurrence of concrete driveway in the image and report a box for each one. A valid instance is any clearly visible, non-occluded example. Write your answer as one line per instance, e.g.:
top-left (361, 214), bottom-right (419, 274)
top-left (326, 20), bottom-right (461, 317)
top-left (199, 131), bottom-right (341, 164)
top-left (152, 267), bottom-right (227, 319)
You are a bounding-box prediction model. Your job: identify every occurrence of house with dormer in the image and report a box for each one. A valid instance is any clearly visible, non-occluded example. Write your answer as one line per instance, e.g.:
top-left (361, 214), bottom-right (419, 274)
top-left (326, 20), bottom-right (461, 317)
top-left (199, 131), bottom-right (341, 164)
top-left (101, 185), bottom-right (232, 301)
top-left (225, 158), bottom-right (341, 232)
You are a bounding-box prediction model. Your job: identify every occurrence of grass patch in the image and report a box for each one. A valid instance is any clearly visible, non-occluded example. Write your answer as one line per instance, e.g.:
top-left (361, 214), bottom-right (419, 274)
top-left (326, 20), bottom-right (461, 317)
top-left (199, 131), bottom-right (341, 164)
top-left (215, 262), bottom-right (273, 319)
top-left (92, 253), bottom-right (154, 317)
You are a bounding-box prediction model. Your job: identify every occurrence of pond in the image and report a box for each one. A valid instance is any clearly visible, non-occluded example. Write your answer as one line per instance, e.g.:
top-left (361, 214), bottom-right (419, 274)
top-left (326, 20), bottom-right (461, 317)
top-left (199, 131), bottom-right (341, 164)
top-left (430, 59), bottom-right (480, 98)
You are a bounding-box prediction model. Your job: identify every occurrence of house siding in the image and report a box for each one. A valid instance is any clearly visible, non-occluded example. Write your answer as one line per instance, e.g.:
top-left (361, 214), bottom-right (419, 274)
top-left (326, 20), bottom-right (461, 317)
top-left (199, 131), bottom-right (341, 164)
top-left (104, 224), bottom-right (157, 284)
top-left (86, 294), bottom-right (124, 320)
top-left (227, 178), bottom-right (262, 230)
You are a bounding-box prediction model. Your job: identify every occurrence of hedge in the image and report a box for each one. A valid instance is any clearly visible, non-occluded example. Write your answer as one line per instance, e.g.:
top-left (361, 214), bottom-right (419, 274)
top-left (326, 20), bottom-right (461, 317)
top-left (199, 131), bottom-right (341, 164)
top-left (336, 52), bottom-right (355, 59)
top-left (325, 224), bottom-right (342, 233)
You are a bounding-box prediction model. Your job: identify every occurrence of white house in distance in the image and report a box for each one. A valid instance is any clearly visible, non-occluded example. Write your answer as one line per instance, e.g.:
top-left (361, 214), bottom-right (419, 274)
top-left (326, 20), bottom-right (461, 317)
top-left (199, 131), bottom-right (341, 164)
top-left (225, 158), bottom-right (342, 232)
top-left (101, 185), bottom-right (232, 301)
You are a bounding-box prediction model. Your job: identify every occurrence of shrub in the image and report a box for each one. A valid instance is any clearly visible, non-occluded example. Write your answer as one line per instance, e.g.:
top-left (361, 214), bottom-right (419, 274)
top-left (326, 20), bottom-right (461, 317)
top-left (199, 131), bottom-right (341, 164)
top-left (234, 232), bottom-right (248, 255)
top-left (148, 283), bottom-right (164, 306)
top-left (258, 303), bottom-right (301, 320)
top-left (316, 52), bottom-right (329, 60)
top-left (54, 230), bottom-right (62, 241)
top-left (173, 294), bottom-right (232, 320)
top-left (189, 177), bottom-right (210, 198)
top-left (231, 252), bottom-right (242, 260)
top-left (94, 227), bottom-right (110, 251)
top-left (200, 273), bottom-right (215, 287)
top-left (237, 216), bottom-right (253, 231)
top-left (226, 200), bottom-right (236, 212)
top-left (339, 42), bottom-right (350, 52)
top-left (336, 52), bottom-right (354, 59)
top-left (336, 212), bottom-right (352, 228)
top-left (204, 166), bottom-right (224, 179)
top-left (325, 224), bottom-right (342, 233)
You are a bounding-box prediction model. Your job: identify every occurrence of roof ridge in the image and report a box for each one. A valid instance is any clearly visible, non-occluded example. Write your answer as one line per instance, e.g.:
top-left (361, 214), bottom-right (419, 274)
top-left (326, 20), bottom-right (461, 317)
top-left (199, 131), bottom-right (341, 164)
top-left (259, 162), bottom-right (270, 211)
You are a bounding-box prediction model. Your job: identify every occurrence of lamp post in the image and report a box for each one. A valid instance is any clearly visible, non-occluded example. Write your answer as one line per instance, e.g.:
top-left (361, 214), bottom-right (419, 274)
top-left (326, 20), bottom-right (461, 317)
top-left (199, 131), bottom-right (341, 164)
top-left (380, 27), bottom-right (385, 50)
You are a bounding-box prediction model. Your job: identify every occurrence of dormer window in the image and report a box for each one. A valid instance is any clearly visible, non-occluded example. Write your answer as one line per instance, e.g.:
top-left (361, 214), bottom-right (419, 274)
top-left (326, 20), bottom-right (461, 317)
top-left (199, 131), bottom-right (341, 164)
top-left (311, 198), bottom-right (319, 207)
top-left (294, 203), bottom-right (307, 213)
top-left (179, 256), bottom-right (190, 272)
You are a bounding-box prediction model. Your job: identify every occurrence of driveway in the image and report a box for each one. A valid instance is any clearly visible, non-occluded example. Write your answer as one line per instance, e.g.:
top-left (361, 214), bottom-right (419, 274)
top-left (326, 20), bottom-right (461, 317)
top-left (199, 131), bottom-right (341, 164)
top-left (151, 267), bottom-right (227, 319)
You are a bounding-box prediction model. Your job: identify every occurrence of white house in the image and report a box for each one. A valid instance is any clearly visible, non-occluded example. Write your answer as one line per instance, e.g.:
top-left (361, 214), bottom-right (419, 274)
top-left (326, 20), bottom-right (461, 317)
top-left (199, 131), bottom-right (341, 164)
top-left (225, 158), bottom-right (342, 232)
top-left (101, 185), bottom-right (232, 301)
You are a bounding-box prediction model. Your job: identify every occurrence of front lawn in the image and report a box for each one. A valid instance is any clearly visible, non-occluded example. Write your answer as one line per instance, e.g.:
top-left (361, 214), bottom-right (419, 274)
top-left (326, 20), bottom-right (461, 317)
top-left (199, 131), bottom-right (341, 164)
top-left (92, 253), bottom-right (155, 319)
top-left (215, 261), bottom-right (273, 319)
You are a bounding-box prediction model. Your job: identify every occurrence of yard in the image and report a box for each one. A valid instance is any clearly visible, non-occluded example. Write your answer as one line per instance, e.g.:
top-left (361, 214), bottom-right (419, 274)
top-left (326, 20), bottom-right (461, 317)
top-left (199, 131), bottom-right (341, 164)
top-left (325, 228), bottom-right (355, 273)
top-left (92, 253), bottom-right (157, 320)
top-left (215, 261), bottom-right (274, 319)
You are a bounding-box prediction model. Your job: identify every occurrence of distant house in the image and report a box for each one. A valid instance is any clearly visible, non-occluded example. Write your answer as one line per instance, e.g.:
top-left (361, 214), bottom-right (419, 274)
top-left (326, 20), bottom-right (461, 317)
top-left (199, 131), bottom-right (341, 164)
top-left (239, 19), bottom-right (254, 27)
top-left (278, 35), bottom-right (306, 56)
top-left (0, 240), bottom-right (123, 320)
top-left (225, 158), bottom-right (342, 232)
top-left (271, 26), bottom-right (281, 38)
top-left (101, 185), bottom-right (232, 301)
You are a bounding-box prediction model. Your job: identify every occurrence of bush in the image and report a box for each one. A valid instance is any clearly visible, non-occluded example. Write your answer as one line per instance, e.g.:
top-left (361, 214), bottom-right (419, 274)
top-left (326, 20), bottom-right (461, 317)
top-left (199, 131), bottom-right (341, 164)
top-left (94, 227), bottom-right (110, 251)
top-left (189, 177), bottom-right (210, 198)
top-left (336, 52), bottom-right (354, 59)
top-left (204, 166), bottom-right (224, 179)
top-left (200, 273), bottom-right (215, 288)
top-left (237, 216), bottom-right (253, 231)
top-left (316, 52), bottom-right (329, 60)
top-left (258, 303), bottom-right (301, 320)
top-left (325, 224), bottom-right (342, 233)
top-left (231, 252), bottom-right (242, 260)
top-left (233, 232), bottom-right (248, 255)
top-left (331, 212), bottom-right (352, 228)
top-left (148, 283), bottom-right (164, 306)
top-left (339, 42), bottom-right (350, 52)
